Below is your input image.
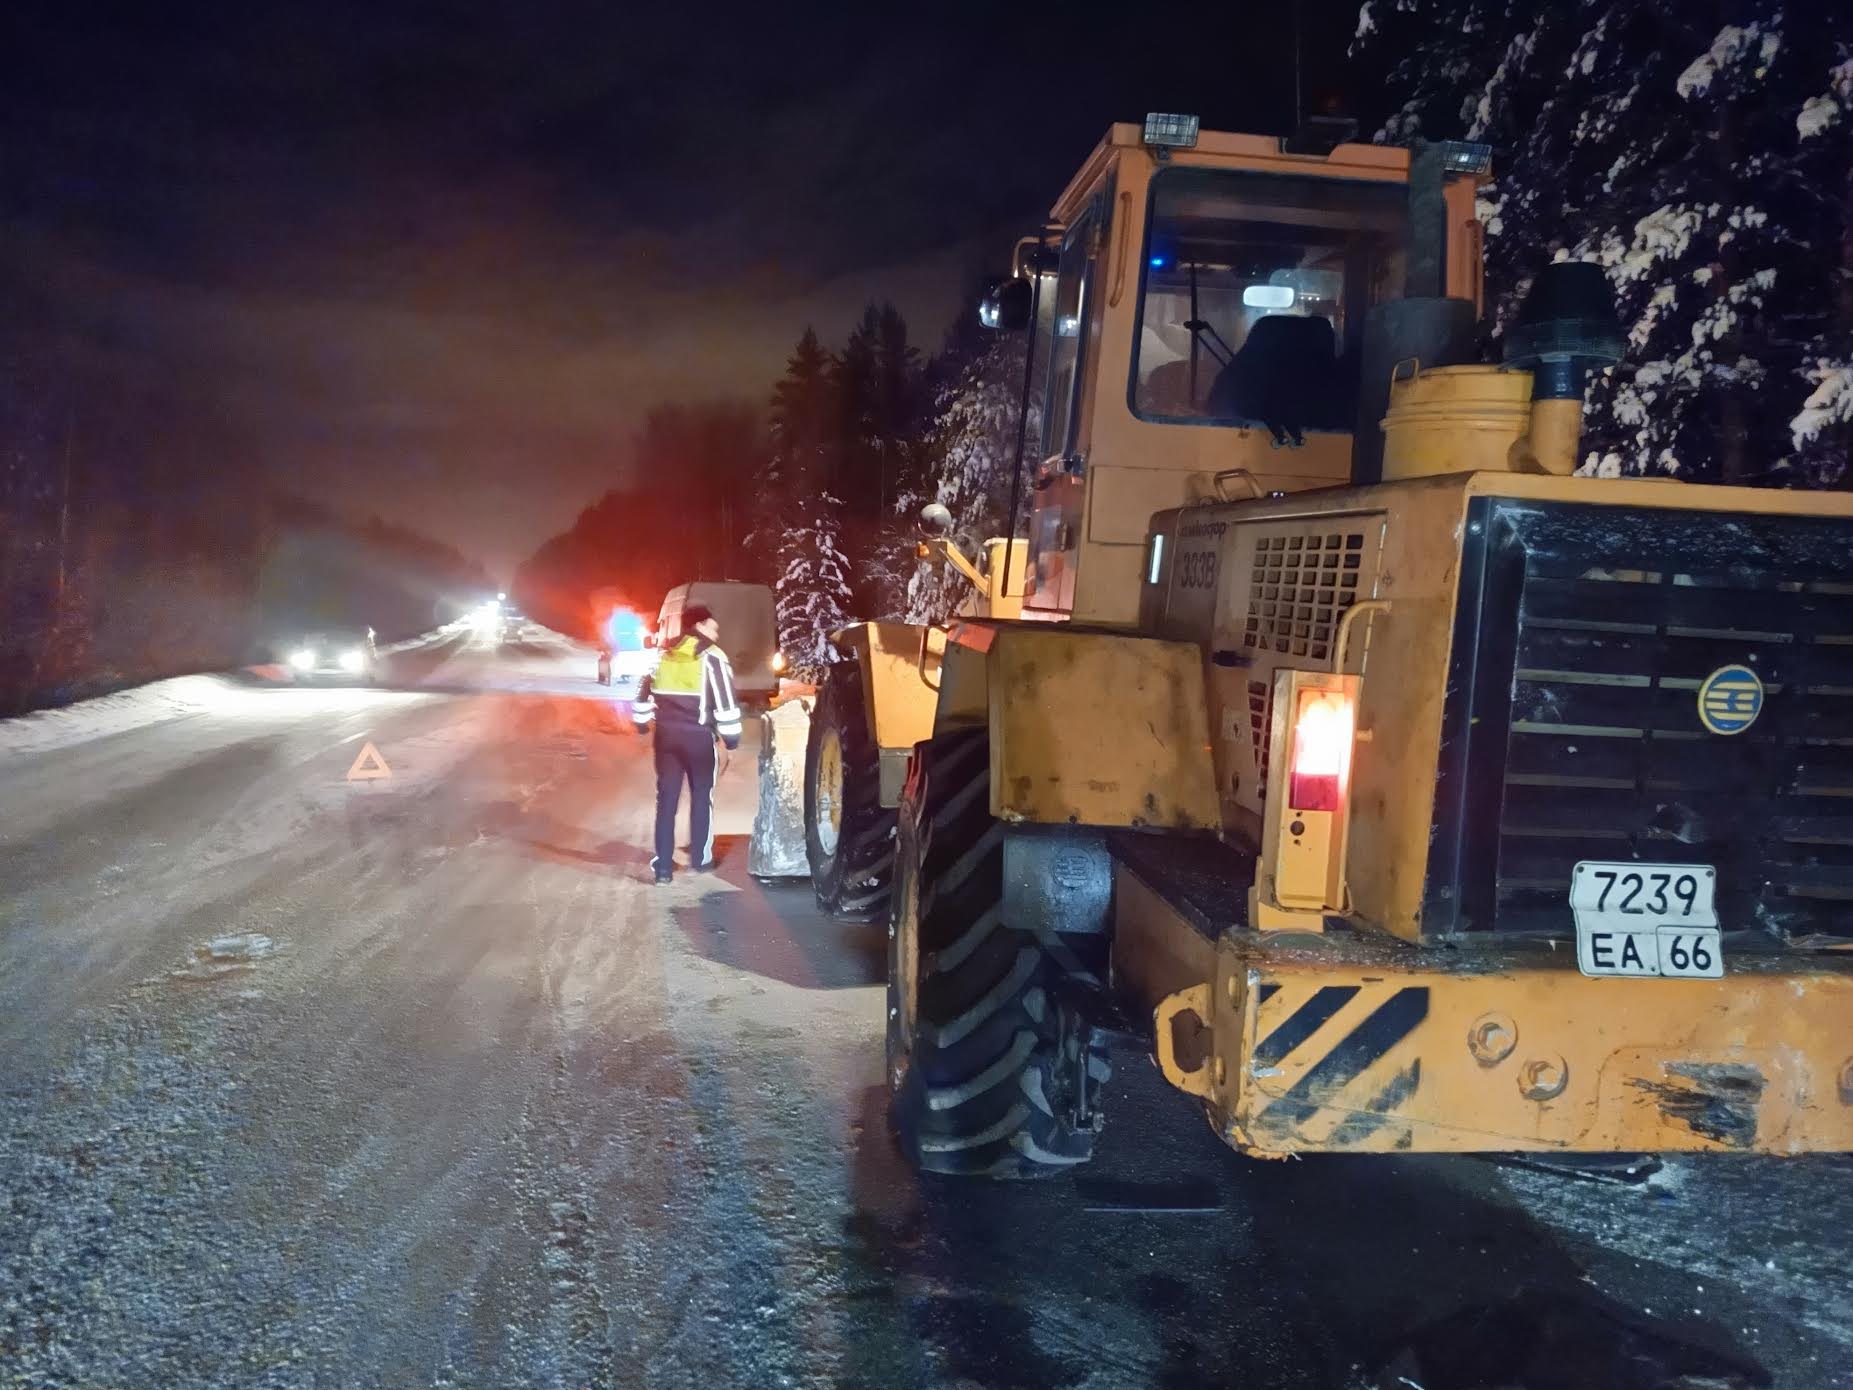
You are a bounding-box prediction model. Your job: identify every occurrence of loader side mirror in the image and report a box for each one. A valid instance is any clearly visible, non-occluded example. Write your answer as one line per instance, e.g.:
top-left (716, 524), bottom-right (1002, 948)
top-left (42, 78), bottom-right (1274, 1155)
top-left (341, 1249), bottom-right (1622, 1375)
top-left (979, 277), bottom-right (1033, 332)
top-left (919, 502), bottom-right (954, 535)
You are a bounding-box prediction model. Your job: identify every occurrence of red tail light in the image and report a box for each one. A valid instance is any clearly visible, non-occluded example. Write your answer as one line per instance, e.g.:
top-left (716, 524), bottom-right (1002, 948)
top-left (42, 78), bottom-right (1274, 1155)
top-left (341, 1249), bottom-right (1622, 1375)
top-left (1288, 689), bottom-right (1354, 812)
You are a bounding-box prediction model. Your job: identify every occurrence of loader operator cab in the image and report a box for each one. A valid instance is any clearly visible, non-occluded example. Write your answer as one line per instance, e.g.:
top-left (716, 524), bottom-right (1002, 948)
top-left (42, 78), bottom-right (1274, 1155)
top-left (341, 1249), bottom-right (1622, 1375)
top-left (990, 117), bottom-right (1481, 626)
top-left (1134, 168), bottom-right (1408, 440)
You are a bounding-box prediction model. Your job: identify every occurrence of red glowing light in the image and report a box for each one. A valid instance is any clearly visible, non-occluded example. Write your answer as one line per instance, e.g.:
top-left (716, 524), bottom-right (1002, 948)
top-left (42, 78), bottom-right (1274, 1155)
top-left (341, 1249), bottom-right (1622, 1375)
top-left (1288, 689), bottom-right (1354, 812)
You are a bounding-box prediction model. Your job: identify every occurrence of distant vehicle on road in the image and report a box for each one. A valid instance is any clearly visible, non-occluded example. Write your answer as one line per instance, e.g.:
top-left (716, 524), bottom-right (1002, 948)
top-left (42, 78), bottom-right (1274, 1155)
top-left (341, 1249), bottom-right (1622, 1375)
top-left (279, 626), bottom-right (378, 683)
top-left (656, 581), bottom-right (779, 704)
top-left (598, 607), bottom-right (656, 698)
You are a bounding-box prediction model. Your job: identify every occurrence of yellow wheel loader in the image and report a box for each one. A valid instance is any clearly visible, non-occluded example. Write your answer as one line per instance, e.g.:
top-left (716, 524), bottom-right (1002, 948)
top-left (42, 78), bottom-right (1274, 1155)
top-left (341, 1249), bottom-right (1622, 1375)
top-left (802, 535), bottom-right (1024, 918)
top-left (878, 115), bottom-right (1853, 1177)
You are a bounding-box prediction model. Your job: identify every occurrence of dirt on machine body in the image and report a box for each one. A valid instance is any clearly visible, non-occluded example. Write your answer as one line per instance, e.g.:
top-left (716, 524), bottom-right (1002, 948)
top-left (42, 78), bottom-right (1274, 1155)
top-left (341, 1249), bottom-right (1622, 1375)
top-left (794, 115), bottom-right (1853, 1177)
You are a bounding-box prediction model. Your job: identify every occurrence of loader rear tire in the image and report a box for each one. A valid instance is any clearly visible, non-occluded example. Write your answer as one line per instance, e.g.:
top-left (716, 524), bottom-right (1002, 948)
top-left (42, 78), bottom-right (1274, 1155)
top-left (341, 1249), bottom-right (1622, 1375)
top-left (805, 663), bottom-right (894, 920)
top-left (886, 730), bottom-right (1111, 1178)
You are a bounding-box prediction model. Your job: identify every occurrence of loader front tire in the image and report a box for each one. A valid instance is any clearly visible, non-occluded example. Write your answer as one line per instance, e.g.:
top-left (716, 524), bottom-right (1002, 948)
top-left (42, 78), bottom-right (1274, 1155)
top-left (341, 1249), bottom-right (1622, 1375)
top-left (887, 730), bottom-right (1111, 1178)
top-left (805, 662), bottom-right (894, 920)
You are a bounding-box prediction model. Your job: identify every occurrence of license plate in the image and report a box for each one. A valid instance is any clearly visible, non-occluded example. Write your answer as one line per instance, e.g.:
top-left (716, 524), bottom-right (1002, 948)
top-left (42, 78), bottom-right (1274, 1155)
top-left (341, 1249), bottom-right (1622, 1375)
top-left (1570, 860), bottom-right (1724, 979)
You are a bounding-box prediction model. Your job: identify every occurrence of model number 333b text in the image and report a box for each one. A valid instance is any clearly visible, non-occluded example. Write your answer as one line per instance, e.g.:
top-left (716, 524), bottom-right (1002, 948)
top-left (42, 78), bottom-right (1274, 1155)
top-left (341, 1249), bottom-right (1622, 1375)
top-left (1176, 550), bottom-right (1218, 590)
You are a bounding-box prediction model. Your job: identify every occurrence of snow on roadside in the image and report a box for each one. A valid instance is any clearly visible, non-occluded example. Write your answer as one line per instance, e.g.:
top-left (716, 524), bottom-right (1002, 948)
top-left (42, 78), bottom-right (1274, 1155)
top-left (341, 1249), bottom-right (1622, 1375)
top-left (379, 628), bottom-right (457, 654)
top-left (0, 675), bottom-right (261, 759)
top-left (1499, 1155), bottom-right (1853, 1354)
top-left (0, 630), bottom-right (460, 759)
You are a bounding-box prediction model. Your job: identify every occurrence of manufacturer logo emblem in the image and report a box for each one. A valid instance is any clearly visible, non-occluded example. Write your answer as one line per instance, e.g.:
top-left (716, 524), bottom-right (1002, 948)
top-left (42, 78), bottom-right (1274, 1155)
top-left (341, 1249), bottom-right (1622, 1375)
top-left (1697, 664), bottom-right (1763, 735)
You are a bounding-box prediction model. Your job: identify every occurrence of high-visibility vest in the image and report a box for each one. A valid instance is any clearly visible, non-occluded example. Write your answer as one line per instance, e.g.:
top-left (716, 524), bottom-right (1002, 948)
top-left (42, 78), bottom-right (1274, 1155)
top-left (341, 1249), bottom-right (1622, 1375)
top-left (651, 636), bottom-right (706, 697)
top-left (631, 636), bottom-right (743, 744)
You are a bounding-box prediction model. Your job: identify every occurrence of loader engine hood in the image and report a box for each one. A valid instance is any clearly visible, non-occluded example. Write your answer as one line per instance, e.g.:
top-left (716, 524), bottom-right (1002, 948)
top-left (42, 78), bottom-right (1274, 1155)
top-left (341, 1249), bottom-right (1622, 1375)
top-left (1142, 471), bottom-right (1853, 945)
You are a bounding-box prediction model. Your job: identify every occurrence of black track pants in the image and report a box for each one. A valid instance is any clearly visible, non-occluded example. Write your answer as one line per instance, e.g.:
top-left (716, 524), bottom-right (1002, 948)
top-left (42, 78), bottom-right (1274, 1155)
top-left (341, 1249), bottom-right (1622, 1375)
top-left (652, 721), bottom-right (716, 875)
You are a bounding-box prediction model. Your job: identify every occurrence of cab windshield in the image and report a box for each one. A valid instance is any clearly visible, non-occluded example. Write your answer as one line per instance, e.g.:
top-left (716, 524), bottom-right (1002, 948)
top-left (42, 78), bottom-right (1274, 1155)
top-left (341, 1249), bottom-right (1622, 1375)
top-left (1133, 167), bottom-right (1408, 433)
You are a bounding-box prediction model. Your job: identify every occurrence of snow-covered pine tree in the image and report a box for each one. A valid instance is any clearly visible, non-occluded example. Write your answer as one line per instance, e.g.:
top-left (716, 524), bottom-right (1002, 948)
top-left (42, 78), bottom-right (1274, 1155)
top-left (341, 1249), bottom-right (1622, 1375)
top-left (831, 302), bottom-right (929, 616)
top-left (1356, 0), bottom-right (1853, 484)
top-left (904, 333), bottom-right (1038, 624)
top-left (833, 303), bottom-right (925, 517)
top-left (760, 326), bottom-right (856, 670)
top-left (751, 328), bottom-right (830, 574)
top-left (773, 487), bottom-right (854, 676)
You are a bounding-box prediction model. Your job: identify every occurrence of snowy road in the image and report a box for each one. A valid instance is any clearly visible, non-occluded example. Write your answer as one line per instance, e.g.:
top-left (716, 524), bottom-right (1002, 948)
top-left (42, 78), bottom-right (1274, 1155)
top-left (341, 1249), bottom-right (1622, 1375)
top-left (2, 632), bottom-right (1849, 1388)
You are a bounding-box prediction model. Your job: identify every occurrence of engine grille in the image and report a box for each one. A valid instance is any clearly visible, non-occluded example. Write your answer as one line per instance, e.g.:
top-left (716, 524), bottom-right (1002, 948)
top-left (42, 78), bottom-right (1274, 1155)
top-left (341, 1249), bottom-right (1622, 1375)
top-left (1243, 530), bottom-right (1367, 661)
top-left (1430, 499), bottom-right (1853, 942)
top-left (1248, 678), bottom-right (1273, 799)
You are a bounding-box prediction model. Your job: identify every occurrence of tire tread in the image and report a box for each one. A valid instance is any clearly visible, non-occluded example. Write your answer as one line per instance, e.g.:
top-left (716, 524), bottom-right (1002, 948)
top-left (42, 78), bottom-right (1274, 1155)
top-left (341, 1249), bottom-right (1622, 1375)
top-left (804, 663), bottom-right (896, 920)
top-left (889, 732), bottom-right (1109, 1179)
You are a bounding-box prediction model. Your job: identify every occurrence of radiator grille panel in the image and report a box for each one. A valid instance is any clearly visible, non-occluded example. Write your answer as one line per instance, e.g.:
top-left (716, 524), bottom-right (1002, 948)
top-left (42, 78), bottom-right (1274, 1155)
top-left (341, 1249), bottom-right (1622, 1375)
top-left (1468, 504), bottom-right (1853, 942)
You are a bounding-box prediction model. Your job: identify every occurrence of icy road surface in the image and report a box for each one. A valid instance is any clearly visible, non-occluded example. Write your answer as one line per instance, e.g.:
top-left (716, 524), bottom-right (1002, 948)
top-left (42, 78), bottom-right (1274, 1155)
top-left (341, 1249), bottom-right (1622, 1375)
top-left (2, 630), bottom-right (1849, 1389)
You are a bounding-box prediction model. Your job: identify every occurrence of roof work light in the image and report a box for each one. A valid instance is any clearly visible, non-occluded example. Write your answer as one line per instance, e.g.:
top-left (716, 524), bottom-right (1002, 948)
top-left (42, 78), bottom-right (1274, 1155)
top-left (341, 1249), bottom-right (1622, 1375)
top-left (1438, 140), bottom-right (1494, 176)
top-left (1142, 113), bottom-right (1200, 150)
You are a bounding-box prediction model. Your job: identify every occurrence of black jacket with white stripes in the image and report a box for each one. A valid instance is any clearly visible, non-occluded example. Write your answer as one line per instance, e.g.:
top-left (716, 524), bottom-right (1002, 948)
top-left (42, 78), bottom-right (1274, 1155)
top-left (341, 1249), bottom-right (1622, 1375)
top-left (631, 635), bottom-right (743, 748)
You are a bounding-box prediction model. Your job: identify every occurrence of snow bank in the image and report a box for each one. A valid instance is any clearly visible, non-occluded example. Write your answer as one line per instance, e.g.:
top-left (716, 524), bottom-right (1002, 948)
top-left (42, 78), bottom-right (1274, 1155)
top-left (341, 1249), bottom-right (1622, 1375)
top-left (379, 629), bottom-right (455, 654)
top-left (0, 675), bottom-right (256, 758)
top-left (0, 628), bottom-right (458, 757)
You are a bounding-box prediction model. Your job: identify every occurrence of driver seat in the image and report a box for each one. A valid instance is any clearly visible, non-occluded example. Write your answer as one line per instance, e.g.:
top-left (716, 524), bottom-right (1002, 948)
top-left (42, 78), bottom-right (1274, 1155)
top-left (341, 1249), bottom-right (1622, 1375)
top-left (1208, 314), bottom-right (1340, 446)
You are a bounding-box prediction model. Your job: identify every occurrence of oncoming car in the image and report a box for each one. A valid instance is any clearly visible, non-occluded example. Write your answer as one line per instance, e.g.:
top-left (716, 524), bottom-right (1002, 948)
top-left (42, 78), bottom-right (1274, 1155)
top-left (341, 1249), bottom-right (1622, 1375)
top-left (280, 627), bottom-right (378, 683)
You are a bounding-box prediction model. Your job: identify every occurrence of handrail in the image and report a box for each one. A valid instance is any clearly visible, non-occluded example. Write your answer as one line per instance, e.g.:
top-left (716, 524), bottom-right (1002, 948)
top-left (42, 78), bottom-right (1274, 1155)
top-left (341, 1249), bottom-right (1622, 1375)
top-left (1335, 599), bottom-right (1391, 673)
top-left (1107, 190), bottom-right (1132, 307)
top-left (1212, 468), bottom-right (1265, 502)
top-left (916, 622), bottom-right (948, 691)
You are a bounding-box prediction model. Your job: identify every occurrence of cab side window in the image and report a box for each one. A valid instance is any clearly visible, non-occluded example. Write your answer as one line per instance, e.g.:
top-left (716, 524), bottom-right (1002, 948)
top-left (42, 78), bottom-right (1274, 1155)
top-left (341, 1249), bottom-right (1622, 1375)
top-left (1040, 179), bottom-right (1113, 466)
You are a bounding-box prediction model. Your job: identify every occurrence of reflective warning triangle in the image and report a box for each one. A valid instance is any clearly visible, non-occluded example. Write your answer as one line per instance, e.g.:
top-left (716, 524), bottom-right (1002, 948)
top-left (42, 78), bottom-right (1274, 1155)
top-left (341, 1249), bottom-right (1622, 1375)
top-left (346, 741), bottom-right (393, 781)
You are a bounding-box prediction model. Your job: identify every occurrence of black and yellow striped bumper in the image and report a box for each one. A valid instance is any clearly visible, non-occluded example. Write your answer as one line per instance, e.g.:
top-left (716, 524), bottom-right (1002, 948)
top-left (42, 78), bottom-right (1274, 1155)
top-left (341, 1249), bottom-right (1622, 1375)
top-left (1152, 935), bottom-right (1853, 1156)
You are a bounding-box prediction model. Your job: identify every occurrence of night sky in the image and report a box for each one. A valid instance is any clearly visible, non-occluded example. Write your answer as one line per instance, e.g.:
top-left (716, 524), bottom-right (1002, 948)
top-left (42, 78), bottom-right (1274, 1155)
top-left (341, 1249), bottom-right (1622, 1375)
top-left (5, 1), bottom-right (1362, 576)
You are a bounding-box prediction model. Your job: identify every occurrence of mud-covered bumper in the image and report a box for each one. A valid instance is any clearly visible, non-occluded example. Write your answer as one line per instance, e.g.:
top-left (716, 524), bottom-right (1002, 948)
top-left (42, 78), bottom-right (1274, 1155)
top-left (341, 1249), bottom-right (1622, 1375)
top-left (1152, 925), bottom-right (1853, 1156)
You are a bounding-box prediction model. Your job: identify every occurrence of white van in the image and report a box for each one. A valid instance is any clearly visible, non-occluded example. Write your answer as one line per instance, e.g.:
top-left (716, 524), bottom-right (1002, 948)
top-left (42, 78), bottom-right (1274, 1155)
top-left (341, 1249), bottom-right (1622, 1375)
top-left (656, 581), bottom-right (780, 703)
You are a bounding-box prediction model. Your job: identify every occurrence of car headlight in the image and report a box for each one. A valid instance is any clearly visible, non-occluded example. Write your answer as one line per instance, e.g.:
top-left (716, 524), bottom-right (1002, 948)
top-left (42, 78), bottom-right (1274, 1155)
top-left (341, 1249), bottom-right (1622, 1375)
top-left (289, 649), bottom-right (316, 670)
top-left (771, 651), bottom-right (787, 674)
top-left (339, 648), bottom-right (367, 673)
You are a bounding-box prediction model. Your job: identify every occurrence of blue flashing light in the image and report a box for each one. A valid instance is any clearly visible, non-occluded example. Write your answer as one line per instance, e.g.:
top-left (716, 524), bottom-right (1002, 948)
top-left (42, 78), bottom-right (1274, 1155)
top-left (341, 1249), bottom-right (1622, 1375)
top-left (604, 607), bottom-right (648, 651)
top-left (1149, 256), bottom-right (1166, 269)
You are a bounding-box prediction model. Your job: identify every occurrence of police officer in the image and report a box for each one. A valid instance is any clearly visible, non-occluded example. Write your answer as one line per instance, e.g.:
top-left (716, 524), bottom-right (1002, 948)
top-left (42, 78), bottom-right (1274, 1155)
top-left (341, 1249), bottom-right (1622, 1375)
top-left (631, 604), bottom-right (743, 883)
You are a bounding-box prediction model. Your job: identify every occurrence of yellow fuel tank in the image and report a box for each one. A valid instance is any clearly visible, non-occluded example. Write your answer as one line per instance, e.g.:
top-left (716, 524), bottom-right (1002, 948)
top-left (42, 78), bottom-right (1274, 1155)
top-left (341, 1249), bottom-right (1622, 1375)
top-left (1381, 363), bottom-right (1533, 479)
